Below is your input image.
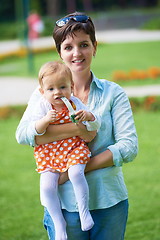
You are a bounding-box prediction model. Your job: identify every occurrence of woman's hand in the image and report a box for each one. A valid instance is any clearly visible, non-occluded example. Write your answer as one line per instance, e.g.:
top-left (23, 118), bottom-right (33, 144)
top-left (58, 171), bottom-right (69, 185)
top-left (77, 122), bottom-right (96, 142)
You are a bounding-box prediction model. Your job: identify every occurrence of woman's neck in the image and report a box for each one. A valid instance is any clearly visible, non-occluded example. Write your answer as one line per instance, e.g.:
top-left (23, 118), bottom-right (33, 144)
top-left (72, 71), bottom-right (92, 104)
top-left (73, 71), bottom-right (92, 90)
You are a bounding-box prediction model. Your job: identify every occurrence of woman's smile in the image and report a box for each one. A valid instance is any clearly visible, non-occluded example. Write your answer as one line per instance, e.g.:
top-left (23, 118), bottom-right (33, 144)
top-left (72, 58), bottom-right (85, 65)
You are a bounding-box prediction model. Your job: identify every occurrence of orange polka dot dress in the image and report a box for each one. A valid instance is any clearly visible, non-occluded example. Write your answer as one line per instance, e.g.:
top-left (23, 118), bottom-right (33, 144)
top-left (34, 105), bottom-right (91, 173)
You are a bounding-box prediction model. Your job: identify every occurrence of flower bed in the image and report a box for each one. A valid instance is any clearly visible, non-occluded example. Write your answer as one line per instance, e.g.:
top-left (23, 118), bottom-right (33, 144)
top-left (130, 96), bottom-right (160, 112)
top-left (0, 45), bottom-right (55, 60)
top-left (112, 67), bottom-right (160, 82)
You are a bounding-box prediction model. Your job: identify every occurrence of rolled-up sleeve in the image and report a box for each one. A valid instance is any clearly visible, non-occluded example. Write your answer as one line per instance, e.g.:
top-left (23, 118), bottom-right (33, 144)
top-left (84, 114), bottom-right (101, 131)
top-left (107, 85), bottom-right (138, 167)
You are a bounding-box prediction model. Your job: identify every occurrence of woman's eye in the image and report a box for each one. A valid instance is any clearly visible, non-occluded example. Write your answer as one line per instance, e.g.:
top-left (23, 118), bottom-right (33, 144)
top-left (61, 86), bottom-right (65, 89)
top-left (81, 43), bottom-right (88, 48)
top-left (65, 46), bottom-right (72, 50)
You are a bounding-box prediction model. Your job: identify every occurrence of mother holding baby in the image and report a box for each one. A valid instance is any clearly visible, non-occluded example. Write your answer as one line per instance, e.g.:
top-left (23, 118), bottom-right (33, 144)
top-left (16, 12), bottom-right (138, 240)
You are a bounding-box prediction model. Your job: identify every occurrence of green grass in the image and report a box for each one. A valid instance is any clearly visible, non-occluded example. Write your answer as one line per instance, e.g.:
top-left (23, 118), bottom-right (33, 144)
top-left (93, 41), bottom-right (160, 79)
top-left (0, 111), bottom-right (160, 239)
top-left (0, 118), bottom-right (47, 240)
top-left (0, 41), bottom-right (160, 86)
top-left (123, 111), bottom-right (160, 239)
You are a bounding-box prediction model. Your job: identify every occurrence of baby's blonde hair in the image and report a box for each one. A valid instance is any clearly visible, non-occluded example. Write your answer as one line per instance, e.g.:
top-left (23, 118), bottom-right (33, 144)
top-left (38, 61), bottom-right (73, 87)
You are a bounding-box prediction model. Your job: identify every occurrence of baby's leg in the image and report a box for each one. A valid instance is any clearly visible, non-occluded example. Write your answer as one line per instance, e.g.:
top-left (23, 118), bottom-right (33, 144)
top-left (40, 171), bottom-right (67, 240)
top-left (68, 164), bottom-right (94, 231)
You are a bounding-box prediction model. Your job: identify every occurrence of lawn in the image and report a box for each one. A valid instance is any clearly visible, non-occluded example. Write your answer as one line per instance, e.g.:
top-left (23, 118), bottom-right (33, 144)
top-left (0, 111), bottom-right (160, 240)
top-left (0, 41), bottom-right (160, 86)
top-left (0, 39), bottom-right (160, 239)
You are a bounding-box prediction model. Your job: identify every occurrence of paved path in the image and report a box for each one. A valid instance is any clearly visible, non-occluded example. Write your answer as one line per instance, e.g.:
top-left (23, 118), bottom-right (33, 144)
top-left (0, 77), bottom-right (160, 107)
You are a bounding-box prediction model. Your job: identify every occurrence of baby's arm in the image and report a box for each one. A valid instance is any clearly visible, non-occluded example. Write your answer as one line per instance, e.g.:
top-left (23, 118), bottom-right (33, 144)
top-left (35, 110), bottom-right (56, 134)
top-left (74, 110), bottom-right (95, 123)
top-left (71, 96), bottom-right (101, 131)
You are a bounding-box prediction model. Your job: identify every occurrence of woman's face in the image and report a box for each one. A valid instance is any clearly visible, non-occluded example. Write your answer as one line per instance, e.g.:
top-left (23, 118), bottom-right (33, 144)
top-left (60, 30), bottom-right (97, 74)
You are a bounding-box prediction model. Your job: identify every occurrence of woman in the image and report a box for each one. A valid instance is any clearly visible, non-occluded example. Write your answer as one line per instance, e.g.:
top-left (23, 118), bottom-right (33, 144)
top-left (16, 12), bottom-right (138, 240)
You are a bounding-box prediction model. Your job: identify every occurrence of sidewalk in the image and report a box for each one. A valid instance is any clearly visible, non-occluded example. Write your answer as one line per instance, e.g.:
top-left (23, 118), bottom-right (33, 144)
top-left (0, 76), bottom-right (160, 107)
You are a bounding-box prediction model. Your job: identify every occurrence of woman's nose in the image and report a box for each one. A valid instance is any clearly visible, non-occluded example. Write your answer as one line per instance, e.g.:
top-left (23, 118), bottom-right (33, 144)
top-left (73, 47), bottom-right (81, 57)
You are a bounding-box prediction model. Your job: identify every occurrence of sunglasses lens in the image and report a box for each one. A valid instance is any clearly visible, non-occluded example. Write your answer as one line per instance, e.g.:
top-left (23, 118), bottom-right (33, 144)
top-left (56, 15), bottom-right (89, 27)
top-left (73, 15), bottom-right (89, 22)
top-left (56, 17), bottom-right (70, 27)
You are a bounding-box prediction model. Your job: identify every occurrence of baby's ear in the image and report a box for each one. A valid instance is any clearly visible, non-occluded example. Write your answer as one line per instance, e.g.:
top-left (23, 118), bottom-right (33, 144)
top-left (39, 87), bottom-right (44, 95)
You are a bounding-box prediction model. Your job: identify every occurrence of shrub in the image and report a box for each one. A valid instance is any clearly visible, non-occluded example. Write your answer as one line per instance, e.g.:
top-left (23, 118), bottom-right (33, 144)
top-left (112, 67), bottom-right (160, 82)
top-left (0, 105), bottom-right (26, 119)
top-left (142, 17), bottom-right (160, 30)
top-left (130, 96), bottom-right (160, 112)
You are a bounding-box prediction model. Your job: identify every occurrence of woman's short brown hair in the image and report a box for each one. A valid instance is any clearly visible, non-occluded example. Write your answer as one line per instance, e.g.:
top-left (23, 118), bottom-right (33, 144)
top-left (53, 12), bottom-right (96, 54)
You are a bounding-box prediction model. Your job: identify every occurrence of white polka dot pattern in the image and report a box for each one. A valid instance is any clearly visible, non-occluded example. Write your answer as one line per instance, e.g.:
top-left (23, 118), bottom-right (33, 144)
top-left (34, 105), bottom-right (91, 173)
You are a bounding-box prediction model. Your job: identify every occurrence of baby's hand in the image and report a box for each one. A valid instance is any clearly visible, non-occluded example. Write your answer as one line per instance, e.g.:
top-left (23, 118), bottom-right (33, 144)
top-left (75, 110), bottom-right (95, 122)
top-left (45, 110), bottom-right (56, 123)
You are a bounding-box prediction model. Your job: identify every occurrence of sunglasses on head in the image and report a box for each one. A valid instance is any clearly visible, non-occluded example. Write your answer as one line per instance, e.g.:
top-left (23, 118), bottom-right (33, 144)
top-left (56, 15), bottom-right (90, 27)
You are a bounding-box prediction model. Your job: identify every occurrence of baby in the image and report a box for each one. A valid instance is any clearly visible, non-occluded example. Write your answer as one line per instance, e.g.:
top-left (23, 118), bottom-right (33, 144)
top-left (32, 61), bottom-right (100, 240)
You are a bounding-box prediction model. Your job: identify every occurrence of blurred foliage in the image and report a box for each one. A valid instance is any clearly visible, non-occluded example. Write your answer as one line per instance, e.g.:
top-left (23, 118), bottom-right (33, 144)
top-left (0, 22), bottom-right (17, 40)
top-left (0, 17), bottom-right (54, 41)
top-left (141, 17), bottom-right (160, 29)
top-left (130, 96), bottom-right (160, 112)
top-left (0, 105), bottom-right (27, 119)
top-left (0, 0), bottom-right (159, 22)
top-left (41, 16), bottom-right (57, 37)
top-left (0, 12), bottom-right (160, 41)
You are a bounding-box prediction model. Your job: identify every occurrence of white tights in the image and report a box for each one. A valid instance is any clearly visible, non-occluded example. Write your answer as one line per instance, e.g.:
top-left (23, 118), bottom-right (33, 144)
top-left (40, 164), bottom-right (94, 240)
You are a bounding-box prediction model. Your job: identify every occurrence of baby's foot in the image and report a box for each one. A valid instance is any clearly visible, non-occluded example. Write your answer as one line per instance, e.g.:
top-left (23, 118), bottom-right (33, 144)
top-left (80, 211), bottom-right (94, 231)
top-left (55, 231), bottom-right (68, 240)
top-left (55, 221), bottom-right (68, 240)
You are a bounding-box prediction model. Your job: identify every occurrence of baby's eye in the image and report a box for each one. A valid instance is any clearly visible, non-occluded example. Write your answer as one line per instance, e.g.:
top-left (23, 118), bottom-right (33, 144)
top-left (60, 86), bottom-right (65, 89)
top-left (49, 88), bottom-right (54, 91)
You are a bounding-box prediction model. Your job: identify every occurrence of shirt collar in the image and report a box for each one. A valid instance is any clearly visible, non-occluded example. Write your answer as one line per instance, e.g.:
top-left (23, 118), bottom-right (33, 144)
top-left (91, 72), bottom-right (103, 90)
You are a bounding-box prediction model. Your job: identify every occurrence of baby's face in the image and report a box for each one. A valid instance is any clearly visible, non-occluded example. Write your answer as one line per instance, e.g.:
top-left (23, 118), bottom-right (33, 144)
top-left (40, 75), bottom-right (72, 107)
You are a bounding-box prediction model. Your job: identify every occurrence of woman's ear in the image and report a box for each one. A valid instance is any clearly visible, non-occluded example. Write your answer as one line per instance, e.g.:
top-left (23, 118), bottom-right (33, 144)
top-left (71, 82), bottom-right (74, 93)
top-left (39, 87), bottom-right (44, 95)
top-left (93, 41), bottom-right (97, 57)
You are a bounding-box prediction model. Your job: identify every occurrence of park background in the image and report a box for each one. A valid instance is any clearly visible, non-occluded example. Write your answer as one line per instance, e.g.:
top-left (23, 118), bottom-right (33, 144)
top-left (0, 0), bottom-right (160, 239)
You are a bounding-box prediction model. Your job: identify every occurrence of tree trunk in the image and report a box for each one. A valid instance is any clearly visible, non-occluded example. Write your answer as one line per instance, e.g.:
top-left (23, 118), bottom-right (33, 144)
top-left (66, 0), bottom-right (76, 13)
top-left (82, 0), bottom-right (93, 12)
top-left (46, 0), bottom-right (59, 17)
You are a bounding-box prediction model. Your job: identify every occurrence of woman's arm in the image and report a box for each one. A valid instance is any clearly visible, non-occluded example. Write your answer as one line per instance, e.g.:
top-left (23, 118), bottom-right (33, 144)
top-left (58, 149), bottom-right (113, 185)
top-left (36, 122), bottom-right (96, 145)
top-left (85, 149), bottom-right (113, 172)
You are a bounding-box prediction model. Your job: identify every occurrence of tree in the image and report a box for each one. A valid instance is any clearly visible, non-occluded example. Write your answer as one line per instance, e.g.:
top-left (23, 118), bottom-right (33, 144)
top-left (82, 0), bottom-right (93, 12)
top-left (66, 0), bottom-right (76, 13)
top-left (46, 0), bottom-right (59, 17)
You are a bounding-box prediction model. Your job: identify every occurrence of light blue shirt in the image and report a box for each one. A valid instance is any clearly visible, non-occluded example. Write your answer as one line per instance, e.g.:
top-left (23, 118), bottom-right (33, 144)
top-left (16, 73), bottom-right (138, 211)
